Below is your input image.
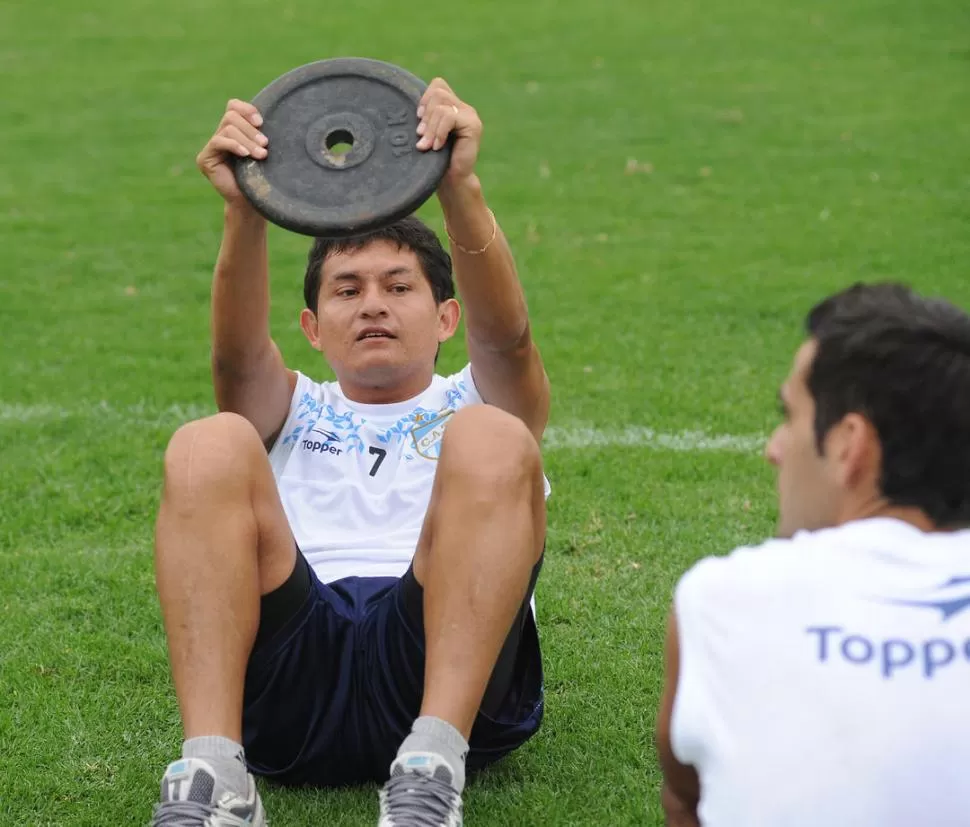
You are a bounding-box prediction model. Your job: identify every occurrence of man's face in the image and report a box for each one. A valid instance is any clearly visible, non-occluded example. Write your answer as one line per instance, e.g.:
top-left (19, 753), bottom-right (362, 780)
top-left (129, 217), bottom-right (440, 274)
top-left (300, 240), bottom-right (459, 396)
top-left (765, 339), bottom-right (846, 538)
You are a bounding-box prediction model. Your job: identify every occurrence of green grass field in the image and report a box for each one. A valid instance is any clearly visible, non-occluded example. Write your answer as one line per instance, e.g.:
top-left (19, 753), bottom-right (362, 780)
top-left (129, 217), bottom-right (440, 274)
top-left (1, 0), bottom-right (968, 824)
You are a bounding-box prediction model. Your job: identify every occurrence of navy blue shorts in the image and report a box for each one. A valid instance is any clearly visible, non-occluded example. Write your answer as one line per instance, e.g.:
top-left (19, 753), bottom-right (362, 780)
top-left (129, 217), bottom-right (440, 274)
top-left (241, 553), bottom-right (544, 787)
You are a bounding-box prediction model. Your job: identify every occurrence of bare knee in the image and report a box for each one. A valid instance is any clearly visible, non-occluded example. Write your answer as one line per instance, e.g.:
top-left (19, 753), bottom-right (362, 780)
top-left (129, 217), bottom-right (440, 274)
top-left (162, 412), bottom-right (264, 503)
top-left (438, 405), bottom-right (543, 492)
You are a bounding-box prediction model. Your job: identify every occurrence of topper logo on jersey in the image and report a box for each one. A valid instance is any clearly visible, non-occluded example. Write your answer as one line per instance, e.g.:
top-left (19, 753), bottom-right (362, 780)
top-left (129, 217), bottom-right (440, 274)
top-left (806, 575), bottom-right (970, 681)
top-left (410, 410), bottom-right (454, 460)
top-left (301, 426), bottom-right (343, 456)
top-left (885, 575), bottom-right (970, 621)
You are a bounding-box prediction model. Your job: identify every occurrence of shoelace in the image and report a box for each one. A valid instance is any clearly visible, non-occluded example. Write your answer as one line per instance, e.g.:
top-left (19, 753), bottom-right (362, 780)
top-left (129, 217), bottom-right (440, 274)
top-left (151, 799), bottom-right (250, 827)
top-left (382, 772), bottom-right (459, 827)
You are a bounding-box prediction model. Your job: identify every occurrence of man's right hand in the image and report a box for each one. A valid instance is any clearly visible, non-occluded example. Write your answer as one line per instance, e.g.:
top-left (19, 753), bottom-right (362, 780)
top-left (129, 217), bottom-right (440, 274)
top-left (196, 99), bottom-right (269, 205)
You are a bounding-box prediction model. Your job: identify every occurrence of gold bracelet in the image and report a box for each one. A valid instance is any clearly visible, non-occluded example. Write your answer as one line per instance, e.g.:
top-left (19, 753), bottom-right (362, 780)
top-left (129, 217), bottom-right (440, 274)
top-left (445, 208), bottom-right (497, 255)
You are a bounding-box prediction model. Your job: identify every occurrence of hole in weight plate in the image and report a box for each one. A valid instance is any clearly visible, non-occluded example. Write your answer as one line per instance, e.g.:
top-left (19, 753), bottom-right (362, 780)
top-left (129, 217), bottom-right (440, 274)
top-left (324, 129), bottom-right (354, 164)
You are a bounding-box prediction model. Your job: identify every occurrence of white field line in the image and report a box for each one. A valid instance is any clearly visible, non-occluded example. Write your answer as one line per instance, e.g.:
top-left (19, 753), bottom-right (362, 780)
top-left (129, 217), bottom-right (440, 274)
top-left (541, 426), bottom-right (765, 453)
top-left (0, 401), bottom-right (213, 427)
top-left (0, 403), bottom-right (765, 453)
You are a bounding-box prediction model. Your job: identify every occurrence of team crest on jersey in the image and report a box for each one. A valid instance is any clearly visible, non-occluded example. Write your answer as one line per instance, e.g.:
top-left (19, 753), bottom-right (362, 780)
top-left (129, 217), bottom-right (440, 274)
top-left (410, 409), bottom-right (455, 460)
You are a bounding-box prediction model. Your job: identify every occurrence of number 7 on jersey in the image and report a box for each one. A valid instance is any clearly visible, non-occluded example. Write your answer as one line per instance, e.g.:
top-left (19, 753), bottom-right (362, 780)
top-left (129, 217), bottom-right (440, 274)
top-left (368, 446), bottom-right (387, 477)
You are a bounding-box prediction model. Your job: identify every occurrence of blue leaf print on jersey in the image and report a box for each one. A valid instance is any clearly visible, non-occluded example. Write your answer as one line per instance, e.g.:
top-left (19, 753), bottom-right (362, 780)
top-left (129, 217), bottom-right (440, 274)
top-left (445, 386), bottom-right (465, 409)
top-left (320, 405), bottom-right (365, 453)
top-left (324, 407), bottom-right (356, 430)
top-left (280, 392), bottom-right (322, 445)
top-left (378, 407), bottom-right (439, 447)
top-left (295, 392), bottom-right (323, 420)
top-left (281, 424), bottom-right (305, 446)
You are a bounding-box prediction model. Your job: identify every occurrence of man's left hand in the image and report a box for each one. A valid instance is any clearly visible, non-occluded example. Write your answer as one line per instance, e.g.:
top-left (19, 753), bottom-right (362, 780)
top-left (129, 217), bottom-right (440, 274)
top-left (416, 78), bottom-right (482, 188)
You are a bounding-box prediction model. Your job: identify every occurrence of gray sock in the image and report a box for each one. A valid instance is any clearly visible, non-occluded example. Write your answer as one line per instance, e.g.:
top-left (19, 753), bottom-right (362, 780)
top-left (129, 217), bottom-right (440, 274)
top-left (182, 735), bottom-right (249, 795)
top-left (396, 716), bottom-right (469, 793)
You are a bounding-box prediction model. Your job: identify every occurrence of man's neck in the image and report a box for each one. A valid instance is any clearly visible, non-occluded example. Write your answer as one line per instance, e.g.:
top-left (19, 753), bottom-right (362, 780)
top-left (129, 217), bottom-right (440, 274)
top-left (337, 370), bottom-right (435, 405)
top-left (843, 499), bottom-right (938, 533)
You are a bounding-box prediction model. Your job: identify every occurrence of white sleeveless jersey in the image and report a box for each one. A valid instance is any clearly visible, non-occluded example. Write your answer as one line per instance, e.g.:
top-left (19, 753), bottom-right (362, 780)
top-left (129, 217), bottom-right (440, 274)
top-left (268, 364), bottom-right (547, 584)
top-left (672, 517), bottom-right (970, 827)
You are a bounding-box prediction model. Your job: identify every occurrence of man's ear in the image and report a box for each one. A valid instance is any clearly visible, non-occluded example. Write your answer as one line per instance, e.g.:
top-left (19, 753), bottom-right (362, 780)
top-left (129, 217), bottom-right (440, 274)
top-left (437, 298), bottom-right (461, 344)
top-left (828, 413), bottom-right (881, 491)
top-left (300, 308), bottom-right (323, 351)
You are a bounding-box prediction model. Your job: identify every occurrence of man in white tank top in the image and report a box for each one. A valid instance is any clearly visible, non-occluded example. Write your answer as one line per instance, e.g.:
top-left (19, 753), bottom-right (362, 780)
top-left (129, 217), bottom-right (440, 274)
top-left (151, 78), bottom-right (550, 827)
top-left (657, 283), bottom-right (970, 827)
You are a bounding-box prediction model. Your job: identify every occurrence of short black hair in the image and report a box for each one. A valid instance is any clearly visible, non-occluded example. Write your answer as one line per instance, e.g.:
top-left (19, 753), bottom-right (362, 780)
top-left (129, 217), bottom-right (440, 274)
top-left (303, 216), bottom-right (455, 310)
top-left (805, 282), bottom-right (970, 526)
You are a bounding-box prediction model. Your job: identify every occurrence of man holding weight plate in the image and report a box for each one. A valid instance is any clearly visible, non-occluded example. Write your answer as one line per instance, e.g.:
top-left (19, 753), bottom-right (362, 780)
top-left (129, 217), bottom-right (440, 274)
top-left (150, 74), bottom-right (550, 827)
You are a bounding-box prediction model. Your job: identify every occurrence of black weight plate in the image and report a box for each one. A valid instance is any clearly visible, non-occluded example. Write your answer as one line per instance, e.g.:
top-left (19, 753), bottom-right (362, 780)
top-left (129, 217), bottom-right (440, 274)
top-left (233, 57), bottom-right (452, 237)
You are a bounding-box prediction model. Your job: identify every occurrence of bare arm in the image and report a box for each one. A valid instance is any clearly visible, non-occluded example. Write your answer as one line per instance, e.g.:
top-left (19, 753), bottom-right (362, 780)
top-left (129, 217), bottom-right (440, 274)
top-left (419, 81), bottom-right (550, 440)
top-left (656, 612), bottom-right (702, 827)
top-left (197, 99), bottom-right (295, 445)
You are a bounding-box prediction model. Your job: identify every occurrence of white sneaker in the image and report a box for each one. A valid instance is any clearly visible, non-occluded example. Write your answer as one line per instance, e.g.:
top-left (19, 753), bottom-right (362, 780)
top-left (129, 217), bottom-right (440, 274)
top-left (378, 751), bottom-right (464, 827)
top-left (150, 757), bottom-right (267, 826)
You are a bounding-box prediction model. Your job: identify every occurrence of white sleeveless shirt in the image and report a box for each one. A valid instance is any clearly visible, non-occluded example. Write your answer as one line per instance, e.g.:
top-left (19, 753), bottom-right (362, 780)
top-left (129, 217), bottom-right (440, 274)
top-left (269, 364), bottom-right (549, 585)
top-left (672, 518), bottom-right (970, 827)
